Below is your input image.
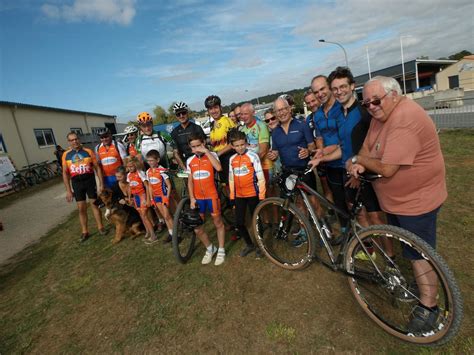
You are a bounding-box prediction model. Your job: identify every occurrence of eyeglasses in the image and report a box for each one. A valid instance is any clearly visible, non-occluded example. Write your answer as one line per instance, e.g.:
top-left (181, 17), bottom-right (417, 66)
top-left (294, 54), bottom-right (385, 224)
top-left (264, 116), bottom-right (276, 123)
top-left (361, 93), bottom-right (388, 108)
top-left (176, 111), bottom-right (187, 117)
top-left (275, 107), bottom-right (290, 115)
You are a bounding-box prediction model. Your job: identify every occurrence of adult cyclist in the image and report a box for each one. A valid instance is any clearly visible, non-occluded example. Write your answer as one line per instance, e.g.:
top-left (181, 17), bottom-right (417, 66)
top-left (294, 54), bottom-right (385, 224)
top-left (170, 101), bottom-right (205, 171)
top-left (205, 95), bottom-right (236, 182)
top-left (123, 124), bottom-right (139, 159)
top-left (135, 112), bottom-right (169, 169)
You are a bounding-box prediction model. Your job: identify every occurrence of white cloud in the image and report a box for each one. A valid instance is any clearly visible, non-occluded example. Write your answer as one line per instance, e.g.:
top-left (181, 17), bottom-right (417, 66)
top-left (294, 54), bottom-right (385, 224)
top-left (41, 0), bottom-right (136, 25)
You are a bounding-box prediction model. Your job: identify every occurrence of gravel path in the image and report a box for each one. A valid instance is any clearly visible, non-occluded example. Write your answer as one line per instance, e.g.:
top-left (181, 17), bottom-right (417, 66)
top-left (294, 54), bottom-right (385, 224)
top-left (0, 182), bottom-right (76, 265)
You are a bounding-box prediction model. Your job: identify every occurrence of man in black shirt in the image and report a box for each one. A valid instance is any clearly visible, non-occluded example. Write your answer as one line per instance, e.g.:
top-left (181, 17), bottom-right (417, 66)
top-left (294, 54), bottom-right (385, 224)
top-left (170, 101), bottom-right (205, 170)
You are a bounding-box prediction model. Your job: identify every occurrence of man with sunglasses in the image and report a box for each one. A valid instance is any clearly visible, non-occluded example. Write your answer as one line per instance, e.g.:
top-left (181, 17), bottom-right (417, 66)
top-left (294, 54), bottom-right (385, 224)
top-left (170, 101), bottom-right (205, 170)
top-left (95, 128), bottom-right (127, 189)
top-left (349, 76), bottom-right (447, 334)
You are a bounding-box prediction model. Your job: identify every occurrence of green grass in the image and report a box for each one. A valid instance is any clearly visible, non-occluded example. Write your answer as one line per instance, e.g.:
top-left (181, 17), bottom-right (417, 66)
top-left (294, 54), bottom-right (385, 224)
top-left (0, 129), bottom-right (473, 353)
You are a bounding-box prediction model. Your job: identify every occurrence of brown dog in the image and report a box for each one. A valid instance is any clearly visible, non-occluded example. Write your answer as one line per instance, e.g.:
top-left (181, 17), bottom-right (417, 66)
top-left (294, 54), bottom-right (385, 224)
top-left (99, 188), bottom-right (144, 244)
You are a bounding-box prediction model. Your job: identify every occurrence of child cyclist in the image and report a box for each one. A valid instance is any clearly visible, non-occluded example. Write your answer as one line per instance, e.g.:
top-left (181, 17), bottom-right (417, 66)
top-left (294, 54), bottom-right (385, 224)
top-left (228, 131), bottom-right (266, 257)
top-left (126, 157), bottom-right (158, 244)
top-left (186, 132), bottom-right (226, 266)
top-left (145, 150), bottom-right (174, 243)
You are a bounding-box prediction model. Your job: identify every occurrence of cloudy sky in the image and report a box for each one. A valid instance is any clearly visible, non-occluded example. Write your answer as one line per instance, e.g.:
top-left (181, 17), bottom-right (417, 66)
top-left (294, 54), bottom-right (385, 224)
top-left (1, 0), bottom-right (473, 122)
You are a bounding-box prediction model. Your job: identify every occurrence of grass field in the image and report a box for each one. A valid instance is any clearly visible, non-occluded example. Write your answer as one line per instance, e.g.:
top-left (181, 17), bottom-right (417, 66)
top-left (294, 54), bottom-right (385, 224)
top-left (0, 129), bottom-right (473, 353)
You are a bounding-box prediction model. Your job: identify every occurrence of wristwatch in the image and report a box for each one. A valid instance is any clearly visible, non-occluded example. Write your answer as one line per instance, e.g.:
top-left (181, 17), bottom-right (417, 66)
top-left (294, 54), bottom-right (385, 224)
top-left (351, 155), bottom-right (358, 164)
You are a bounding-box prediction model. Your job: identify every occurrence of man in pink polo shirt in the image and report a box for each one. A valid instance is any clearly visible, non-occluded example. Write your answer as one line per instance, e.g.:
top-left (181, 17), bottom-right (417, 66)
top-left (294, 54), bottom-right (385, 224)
top-left (349, 76), bottom-right (447, 334)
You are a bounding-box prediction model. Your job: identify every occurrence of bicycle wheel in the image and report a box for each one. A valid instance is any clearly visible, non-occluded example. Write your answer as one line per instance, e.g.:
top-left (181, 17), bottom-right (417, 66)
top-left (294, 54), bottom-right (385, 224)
top-left (252, 197), bottom-right (316, 270)
top-left (38, 167), bottom-right (50, 181)
top-left (172, 197), bottom-right (197, 264)
top-left (24, 171), bottom-right (39, 185)
top-left (344, 225), bottom-right (463, 346)
top-left (11, 177), bottom-right (24, 192)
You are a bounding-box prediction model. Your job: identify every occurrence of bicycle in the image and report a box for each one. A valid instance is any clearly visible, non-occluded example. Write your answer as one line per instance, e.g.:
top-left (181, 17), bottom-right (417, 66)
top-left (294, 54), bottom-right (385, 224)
top-left (5, 170), bottom-right (30, 192)
top-left (251, 168), bottom-right (463, 346)
top-left (22, 163), bottom-right (48, 184)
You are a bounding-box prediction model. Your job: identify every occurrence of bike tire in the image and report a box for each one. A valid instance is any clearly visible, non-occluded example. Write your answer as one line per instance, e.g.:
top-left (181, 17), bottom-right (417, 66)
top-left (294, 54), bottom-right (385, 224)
top-left (252, 197), bottom-right (316, 270)
top-left (11, 177), bottom-right (23, 193)
top-left (218, 189), bottom-right (236, 227)
top-left (24, 171), bottom-right (38, 185)
top-left (38, 168), bottom-right (50, 182)
top-left (172, 197), bottom-right (197, 264)
top-left (344, 225), bottom-right (463, 346)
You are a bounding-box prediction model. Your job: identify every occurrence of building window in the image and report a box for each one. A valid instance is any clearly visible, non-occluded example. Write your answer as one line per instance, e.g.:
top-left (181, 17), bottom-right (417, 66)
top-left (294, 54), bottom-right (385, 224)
top-left (91, 127), bottom-right (105, 136)
top-left (448, 75), bottom-right (459, 89)
top-left (70, 127), bottom-right (83, 135)
top-left (34, 129), bottom-right (56, 148)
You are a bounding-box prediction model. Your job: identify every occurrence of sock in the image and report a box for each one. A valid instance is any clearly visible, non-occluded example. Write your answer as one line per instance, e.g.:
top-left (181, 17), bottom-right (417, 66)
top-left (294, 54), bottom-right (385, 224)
top-left (218, 247), bottom-right (225, 254)
top-left (159, 218), bottom-right (164, 223)
top-left (207, 244), bottom-right (215, 252)
top-left (419, 303), bottom-right (438, 312)
top-left (168, 229), bottom-right (173, 236)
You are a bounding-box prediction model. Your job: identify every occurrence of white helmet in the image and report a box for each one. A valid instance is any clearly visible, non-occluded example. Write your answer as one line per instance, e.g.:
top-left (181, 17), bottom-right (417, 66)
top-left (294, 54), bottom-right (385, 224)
top-left (173, 101), bottom-right (189, 113)
top-left (124, 125), bottom-right (139, 134)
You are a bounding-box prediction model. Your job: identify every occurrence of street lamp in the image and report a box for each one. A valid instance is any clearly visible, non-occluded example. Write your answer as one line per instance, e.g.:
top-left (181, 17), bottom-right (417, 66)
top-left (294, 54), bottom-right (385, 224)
top-left (400, 35), bottom-right (412, 95)
top-left (319, 39), bottom-right (349, 68)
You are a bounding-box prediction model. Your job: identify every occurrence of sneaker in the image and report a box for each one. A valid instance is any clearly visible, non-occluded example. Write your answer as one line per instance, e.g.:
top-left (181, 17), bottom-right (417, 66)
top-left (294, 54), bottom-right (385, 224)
top-left (202, 247), bottom-right (217, 265)
top-left (98, 228), bottom-right (108, 236)
top-left (354, 250), bottom-right (376, 261)
top-left (291, 229), bottom-right (307, 248)
top-left (145, 236), bottom-right (159, 245)
top-left (214, 251), bottom-right (226, 266)
top-left (240, 245), bottom-right (256, 257)
top-left (407, 305), bottom-right (440, 334)
top-left (163, 234), bottom-right (172, 244)
top-left (80, 233), bottom-right (90, 243)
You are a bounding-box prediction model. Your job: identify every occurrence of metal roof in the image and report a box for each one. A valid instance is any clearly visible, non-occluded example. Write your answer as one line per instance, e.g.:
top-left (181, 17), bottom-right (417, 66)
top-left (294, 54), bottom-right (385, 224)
top-left (0, 101), bottom-right (116, 119)
top-left (354, 59), bottom-right (457, 87)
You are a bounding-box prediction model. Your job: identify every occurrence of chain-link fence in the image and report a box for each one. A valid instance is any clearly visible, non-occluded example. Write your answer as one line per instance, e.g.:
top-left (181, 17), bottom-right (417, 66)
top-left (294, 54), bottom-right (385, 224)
top-left (426, 97), bottom-right (474, 129)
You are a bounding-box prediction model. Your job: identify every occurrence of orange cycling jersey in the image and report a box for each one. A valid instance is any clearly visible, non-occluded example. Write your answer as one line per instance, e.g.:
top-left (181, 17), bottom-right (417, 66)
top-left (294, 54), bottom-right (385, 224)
top-left (127, 143), bottom-right (138, 158)
top-left (127, 170), bottom-right (147, 195)
top-left (95, 141), bottom-right (127, 177)
top-left (229, 150), bottom-right (266, 200)
top-left (146, 166), bottom-right (169, 197)
top-left (62, 147), bottom-right (97, 178)
top-left (186, 152), bottom-right (219, 199)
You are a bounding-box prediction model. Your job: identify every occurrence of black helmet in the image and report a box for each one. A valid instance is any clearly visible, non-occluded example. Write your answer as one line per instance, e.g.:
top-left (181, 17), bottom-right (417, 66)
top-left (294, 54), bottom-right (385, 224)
top-left (204, 95), bottom-right (221, 109)
top-left (181, 207), bottom-right (203, 227)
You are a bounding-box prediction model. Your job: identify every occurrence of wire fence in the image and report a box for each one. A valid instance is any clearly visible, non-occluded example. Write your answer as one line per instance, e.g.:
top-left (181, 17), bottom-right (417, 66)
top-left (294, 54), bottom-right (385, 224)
top-left (426, 98), bottom-right (474, 129)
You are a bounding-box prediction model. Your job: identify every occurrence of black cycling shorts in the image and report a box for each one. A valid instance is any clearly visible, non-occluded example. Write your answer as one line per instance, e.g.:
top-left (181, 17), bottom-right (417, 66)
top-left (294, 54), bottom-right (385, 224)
top-left (71, 174), bottom-right (97, 202)
top-left (343, 172), bottom-right (381, 213)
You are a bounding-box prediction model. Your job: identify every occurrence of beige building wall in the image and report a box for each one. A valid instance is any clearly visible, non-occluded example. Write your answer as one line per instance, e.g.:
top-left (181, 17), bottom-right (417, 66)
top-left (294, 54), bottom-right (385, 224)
top-left (436, 56), bottom-right (474, 91)
top-left (0, 104), bottom-right (115, 168)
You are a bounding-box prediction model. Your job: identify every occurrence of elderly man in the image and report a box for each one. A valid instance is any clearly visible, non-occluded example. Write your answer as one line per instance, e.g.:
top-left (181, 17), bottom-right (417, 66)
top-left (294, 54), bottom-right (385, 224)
top-left (95, 128), bottom-right (127, 189)
top-left (349, 76), bottom-right (448, 333)
top-left (267, 97), bottom-right (321, 245)
top-left (239, 102), bottom-right (271, 180)
top-left (63, 132), bottom-right (105, 242)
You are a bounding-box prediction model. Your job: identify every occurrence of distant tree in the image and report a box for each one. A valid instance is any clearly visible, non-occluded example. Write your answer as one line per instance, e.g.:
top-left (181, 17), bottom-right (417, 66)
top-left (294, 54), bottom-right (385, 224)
top-left (153, 105), bottom-right (168, 125)
top-left (448, 50), bottom-right (472, 60)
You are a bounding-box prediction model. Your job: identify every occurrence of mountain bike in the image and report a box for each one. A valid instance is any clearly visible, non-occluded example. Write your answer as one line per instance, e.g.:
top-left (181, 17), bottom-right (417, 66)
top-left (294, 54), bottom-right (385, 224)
top-left (22, 163), bottom-right (48, 184)
top-left (251, 168), bottom-right (463, 346)
top-left (5, 170), bottom-right (30, 192)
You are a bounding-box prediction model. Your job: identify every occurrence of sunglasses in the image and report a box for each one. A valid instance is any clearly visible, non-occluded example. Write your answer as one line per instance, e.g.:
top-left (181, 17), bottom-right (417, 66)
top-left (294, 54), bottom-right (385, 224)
top-left (361, 93), bottom-right (388, 108)
top-left (176, 111), bottom-right (188, 117)
top-left (264, 116), bottom-right (276, 123)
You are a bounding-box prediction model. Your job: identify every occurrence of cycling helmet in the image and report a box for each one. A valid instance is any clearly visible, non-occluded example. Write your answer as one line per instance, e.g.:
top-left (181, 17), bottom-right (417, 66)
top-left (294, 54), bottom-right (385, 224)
top-left (204, 95), bottom-right (221, 109)
top-left (124, 125), bottom-right (139, 135)
top-left (181, 207), bottom-right (203, 227)
top-left (173, 101), bottom-right (189, 113)
top-left (137, 112), bottom-right (153, 123)
top-left (97, 128), bottom-right (111, 137)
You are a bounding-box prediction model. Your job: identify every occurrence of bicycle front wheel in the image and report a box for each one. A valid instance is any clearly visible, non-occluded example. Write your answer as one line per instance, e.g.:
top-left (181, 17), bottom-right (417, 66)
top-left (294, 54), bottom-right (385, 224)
top-left (172, 197), bottom-right (197, 264)
top-left (344, 225), bottom-right (463, 346)
top-left (252, 197), bottom-right (315, 270)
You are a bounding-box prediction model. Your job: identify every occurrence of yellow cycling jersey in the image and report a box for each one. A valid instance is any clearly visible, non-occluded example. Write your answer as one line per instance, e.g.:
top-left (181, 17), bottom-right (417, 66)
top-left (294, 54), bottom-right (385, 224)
top-left (209, 116), bottom-right (236, 152)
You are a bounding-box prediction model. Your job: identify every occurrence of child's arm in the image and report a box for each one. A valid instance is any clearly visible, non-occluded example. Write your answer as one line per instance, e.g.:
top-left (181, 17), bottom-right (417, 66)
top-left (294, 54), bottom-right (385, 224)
top-left (253, 155), bottom-right (266, 200)
top-left (187, 175), bottom-right (196, 209)
top-left (206, 151), bottom-right (222, 172)
top-left (228, 157), bottom-right (235, 201)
